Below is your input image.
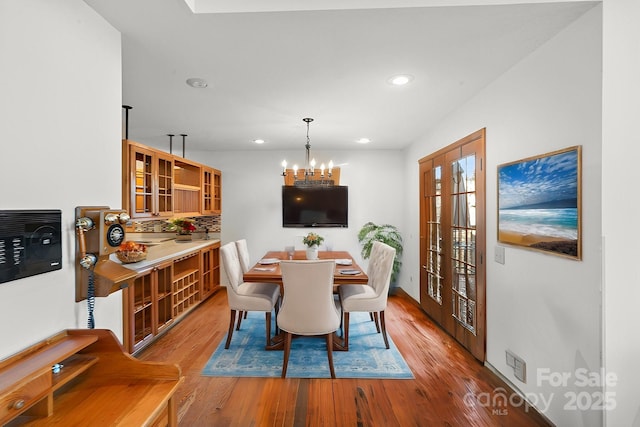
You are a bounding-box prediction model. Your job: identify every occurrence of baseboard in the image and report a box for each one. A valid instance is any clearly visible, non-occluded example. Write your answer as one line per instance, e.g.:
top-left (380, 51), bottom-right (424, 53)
top-left (390, 286), bottom-right (419, 306)
top-left (484, 361), bottom-right (555, 426)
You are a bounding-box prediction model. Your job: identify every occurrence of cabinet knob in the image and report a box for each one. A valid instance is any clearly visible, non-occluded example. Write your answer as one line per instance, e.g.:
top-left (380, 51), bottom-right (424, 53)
top-left (13, 399), bottom-right (25, 410)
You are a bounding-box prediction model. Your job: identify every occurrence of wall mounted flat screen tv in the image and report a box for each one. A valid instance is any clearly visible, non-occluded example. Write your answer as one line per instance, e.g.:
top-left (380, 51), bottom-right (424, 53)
top-left (282, 185), bottom-right (348, 228)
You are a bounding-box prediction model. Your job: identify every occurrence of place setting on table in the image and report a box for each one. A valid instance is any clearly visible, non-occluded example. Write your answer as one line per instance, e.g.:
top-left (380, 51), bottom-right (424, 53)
top-left (243, 250), bottom-right (369, 285)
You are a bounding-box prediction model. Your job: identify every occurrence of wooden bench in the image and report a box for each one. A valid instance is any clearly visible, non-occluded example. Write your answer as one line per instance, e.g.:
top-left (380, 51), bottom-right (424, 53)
top-left (0, 329), bottom-right (183, 426)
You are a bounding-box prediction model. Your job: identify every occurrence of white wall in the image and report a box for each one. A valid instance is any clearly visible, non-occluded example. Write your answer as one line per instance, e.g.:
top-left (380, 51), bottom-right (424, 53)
top-left (191, 149), bottom-right (404, 280)
top-left (3, 1), bottom-right (639, 425)
top-left (602, 0), bottom-right (640, 425)
top-left (0, 0), bottom-right (122, 359)
top-left (403, 6), bottom-right (602, 426)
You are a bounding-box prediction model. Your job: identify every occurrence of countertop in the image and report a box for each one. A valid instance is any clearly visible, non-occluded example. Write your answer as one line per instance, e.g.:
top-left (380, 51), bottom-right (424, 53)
top-left (111, 233), bottom-right (220, 272)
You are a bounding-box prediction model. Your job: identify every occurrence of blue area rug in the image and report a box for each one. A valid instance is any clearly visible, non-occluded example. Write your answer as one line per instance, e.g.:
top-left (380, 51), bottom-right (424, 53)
top-left (202, 311), bottom-right (414, 379)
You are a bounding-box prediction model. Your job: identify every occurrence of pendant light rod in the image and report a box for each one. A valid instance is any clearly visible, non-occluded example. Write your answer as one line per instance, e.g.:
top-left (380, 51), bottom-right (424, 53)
top-left (180, 134), bottom-right (187, 158)
top-left (303, 117), bottom-right (313, 175)
top-left (122, 105), bottom-right (132, 139)
top-left (167, 134), bottom-right (174, 154)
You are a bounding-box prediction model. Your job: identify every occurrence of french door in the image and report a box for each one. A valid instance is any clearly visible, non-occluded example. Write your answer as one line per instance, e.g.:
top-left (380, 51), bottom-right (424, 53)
top-left (419, 129), bottom-right (486, 361)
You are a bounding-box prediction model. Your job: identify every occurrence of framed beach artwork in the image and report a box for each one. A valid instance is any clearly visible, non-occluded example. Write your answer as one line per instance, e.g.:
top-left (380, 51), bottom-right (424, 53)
top-left (497, 146), bottom-right (582, 260)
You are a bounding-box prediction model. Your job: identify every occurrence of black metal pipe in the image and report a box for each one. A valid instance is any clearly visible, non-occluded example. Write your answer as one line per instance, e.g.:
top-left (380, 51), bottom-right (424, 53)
top-left (167, 134), bottom-right (174, 154)
top-left (180, 134), bottom-right (187, 158)
top-left (122, 105), bottom-right (132, 139)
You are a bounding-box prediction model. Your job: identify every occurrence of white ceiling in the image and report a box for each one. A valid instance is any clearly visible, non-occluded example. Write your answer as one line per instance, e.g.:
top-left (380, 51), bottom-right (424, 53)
top-left (84, 0), bottom-right (596, 152)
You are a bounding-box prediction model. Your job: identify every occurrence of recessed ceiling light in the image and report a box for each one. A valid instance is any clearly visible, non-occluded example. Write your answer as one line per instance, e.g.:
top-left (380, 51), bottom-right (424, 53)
top-left (356, 138), bottom-right (371, 144)
top-left (186, 77), bottom-right (208, 88)
top-left (388, 74), bottom-right (414, 86)
top-left (253, 139), bottom-right (265, 144)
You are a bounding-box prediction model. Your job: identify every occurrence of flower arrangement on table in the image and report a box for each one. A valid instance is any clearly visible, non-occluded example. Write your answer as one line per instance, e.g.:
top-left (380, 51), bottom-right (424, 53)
top-left (168, 217), bottom-right (197, 235)
top-left (302, 232), bottom-right (324, 248)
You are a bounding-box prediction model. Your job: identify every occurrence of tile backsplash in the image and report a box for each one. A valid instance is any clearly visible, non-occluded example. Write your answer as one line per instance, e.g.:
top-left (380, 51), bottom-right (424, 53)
top-left (130, 215), bottom-right (221, 233)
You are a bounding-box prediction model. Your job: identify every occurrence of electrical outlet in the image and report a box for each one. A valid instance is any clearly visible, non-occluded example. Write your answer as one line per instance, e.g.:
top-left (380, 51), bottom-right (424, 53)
top-left (495, 246), bottom-right (505, 264)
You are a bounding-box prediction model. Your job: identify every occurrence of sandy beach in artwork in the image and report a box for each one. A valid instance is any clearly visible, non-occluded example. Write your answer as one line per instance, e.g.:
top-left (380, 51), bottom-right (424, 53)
top-left (499, 231), bottom-right (578, 256)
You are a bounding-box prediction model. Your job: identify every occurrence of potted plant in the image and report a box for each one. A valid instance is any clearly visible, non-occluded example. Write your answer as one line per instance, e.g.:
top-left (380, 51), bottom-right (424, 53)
top-left (357, 222), bottom-right (403, 289)
top-left (302, 232), bottom-right (324, 260)
top-left (168, 217), bottom-right (196, 241)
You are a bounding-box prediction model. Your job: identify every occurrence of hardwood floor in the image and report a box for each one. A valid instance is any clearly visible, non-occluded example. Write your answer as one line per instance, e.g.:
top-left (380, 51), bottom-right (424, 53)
top-left (137, 288), bottom-right (551, 426)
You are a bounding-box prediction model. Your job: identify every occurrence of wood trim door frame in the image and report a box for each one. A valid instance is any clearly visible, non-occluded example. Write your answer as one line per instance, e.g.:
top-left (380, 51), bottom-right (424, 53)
top-left (418, 128), bottom-right (486, 361)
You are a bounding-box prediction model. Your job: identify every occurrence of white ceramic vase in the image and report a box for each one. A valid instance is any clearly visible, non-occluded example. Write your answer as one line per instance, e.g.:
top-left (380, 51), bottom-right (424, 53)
top-left (305, 245), bottom-right (319, 260)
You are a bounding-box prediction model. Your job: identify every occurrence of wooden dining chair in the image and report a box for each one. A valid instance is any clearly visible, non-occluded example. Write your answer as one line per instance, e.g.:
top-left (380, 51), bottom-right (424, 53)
top-left (220, 242), bottom-right (280, 349)
top-left (277, 260), bottom-right (340, 378)
top-left (338, 241), bottom-right (396, 350)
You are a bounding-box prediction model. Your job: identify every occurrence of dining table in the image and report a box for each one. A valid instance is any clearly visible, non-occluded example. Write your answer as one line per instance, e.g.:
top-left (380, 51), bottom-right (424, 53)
top-left (243, 250), bottom-right (368, 286)
top-left (242, 250), bottom-right (368, 351)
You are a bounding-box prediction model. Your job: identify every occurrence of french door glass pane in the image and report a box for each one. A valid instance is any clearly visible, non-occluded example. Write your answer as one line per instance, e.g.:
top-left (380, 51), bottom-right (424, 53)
top-left (450, 155), bottom-right (477, 333)
top-left (427, 165), bottom-right (443, 304)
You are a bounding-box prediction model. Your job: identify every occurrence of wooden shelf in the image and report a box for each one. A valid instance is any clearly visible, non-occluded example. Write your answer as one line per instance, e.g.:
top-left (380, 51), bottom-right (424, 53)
top-left (133, 302), bottom-right (152, 314)
top-left (51, 354), bottom-right (98, 392)
top-left (0, 335), bottom-right (98, 388)
top-left (0, 330), bottom-right (183, 426)
top-left (173, 290), bottom-right (200, 307)
top-left (134, 327), bottom-right (153, 344)
top-left (173, 268), bottom-right (198, 283)
top-left (174, 183), bottom-right (200, 191)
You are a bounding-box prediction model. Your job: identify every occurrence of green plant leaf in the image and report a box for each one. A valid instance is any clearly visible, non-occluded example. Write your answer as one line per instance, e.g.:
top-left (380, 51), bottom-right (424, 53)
top-left (357, 222), bottom-right (403, 285)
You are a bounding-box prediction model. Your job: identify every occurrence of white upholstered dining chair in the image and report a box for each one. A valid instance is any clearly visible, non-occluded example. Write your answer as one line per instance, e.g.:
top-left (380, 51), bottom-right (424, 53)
top-left (277, 260), bottom-right (340, 378)
top-left (235, 238), bottom-right (253, 322)
top-left (220, 242), bottom-right (280, 349)
top-left (235, 239), bottom-right (252, 273)
top-left (338, 241), bottom-right (396, 350)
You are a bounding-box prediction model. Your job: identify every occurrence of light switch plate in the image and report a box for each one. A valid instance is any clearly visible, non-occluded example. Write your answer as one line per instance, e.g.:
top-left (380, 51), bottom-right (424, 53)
top-left (495, 246), bottom-right (505, 264)
top-left (506, 349), bottom-right (526, 383)
top-left (506, 350), bottom-right (516, 367)
top-left (514, 358), bottom-right (526, 383)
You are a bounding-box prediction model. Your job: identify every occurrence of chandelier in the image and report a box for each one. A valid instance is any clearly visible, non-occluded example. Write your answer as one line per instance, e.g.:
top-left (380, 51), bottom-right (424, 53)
top-left (281, 118), bottom-right (334, 186)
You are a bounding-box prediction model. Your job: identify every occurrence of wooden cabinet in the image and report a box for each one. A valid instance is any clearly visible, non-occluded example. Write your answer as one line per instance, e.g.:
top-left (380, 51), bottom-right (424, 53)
top-left (174, 159), bottom-right (201, 216)
top-left (156, 262), bottom-right (174, 334)
top-left (123, 139), bottom-right (221, 218)
top-left (202, 167), bottom-right (213, 214)
top-left (202, 167), bottom-right (222, 214)
top-left (123, 260), bottom-right (173, 353)
top-left (201, 244), bottom-right (220, 299)
top-left (172, 251), bottom-right (201, 317)
top-left (0, 330), bottom-right (182, 426)
top-left (122, 243), bottom-right (220, 354)
top-left (125, 141), bottom-right (174, 218)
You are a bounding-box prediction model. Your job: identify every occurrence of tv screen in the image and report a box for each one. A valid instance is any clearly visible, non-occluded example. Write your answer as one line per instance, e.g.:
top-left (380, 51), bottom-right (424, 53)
top-left (282, 186), bottom-right (348, 228)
